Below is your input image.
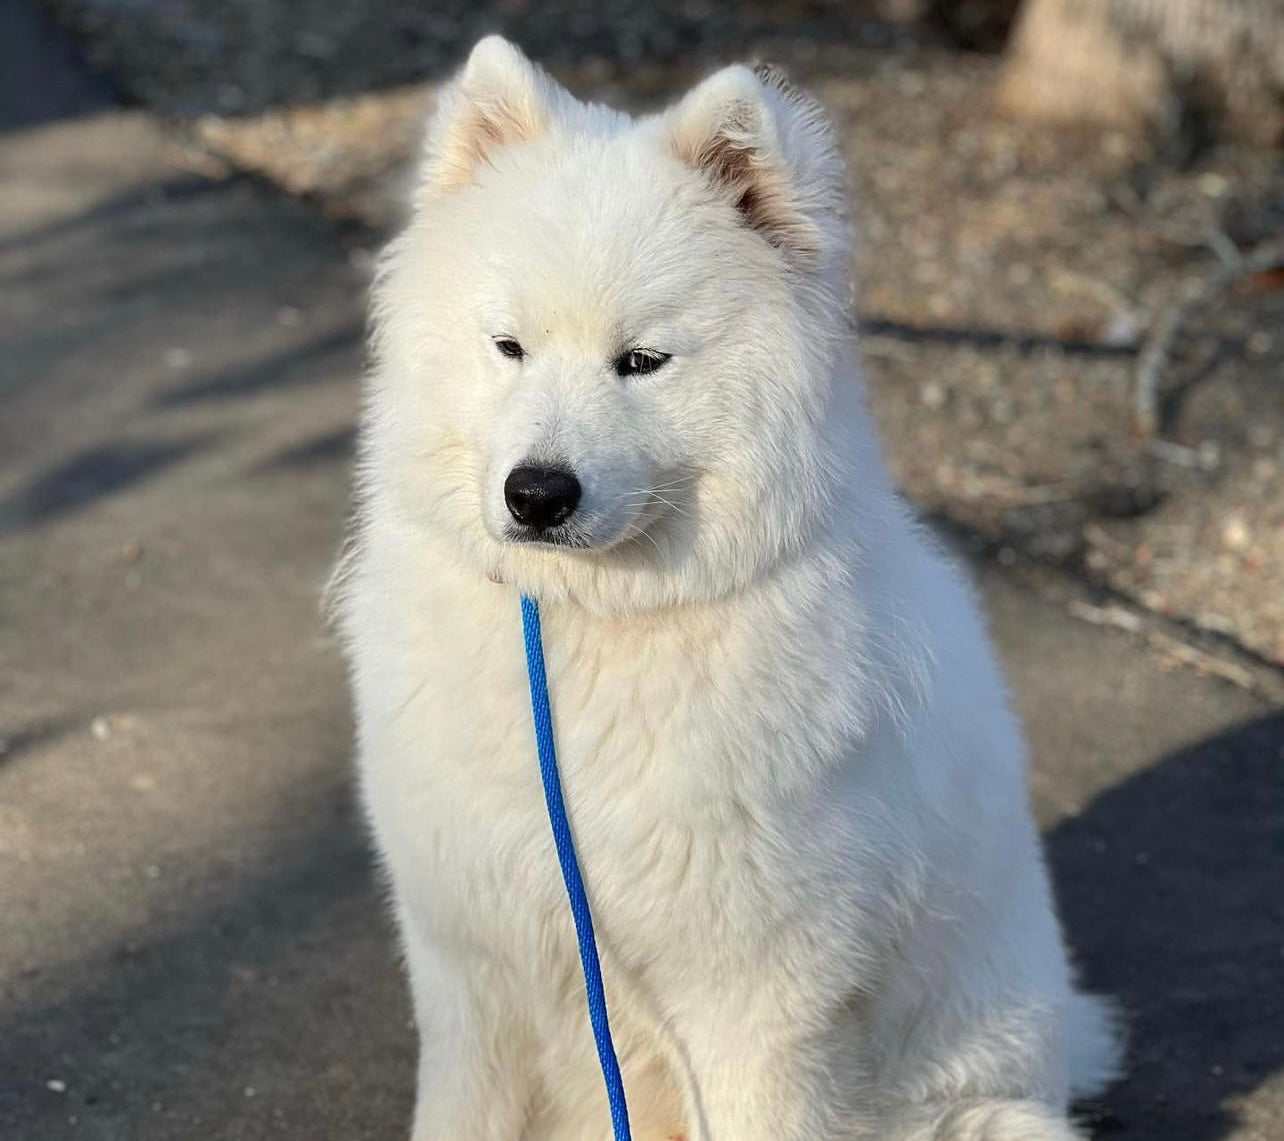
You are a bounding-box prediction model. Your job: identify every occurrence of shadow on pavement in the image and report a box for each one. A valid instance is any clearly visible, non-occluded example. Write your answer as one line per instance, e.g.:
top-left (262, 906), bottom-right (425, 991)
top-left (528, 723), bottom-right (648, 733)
top-left (0, 717), bottom-right (83, 770)
top-left (0, 765), bottom-right (416, 1141)
top-left (1053, 712), bottom-right (1284, 1141)
top-left (0, 176), bottom-right (232, 256)
top-left (2, 712), bottom-right (1280, 1139)
top-left (857, 316), bottom-right (1140, 360)
top-left (0, 436), bottom-right (212, 532)
top-left (255, 426), bottom-right (357, 473)
top-left (0, 0), bottom-right (115, 131)
top-left (151, 323), bottom-right (365, 408)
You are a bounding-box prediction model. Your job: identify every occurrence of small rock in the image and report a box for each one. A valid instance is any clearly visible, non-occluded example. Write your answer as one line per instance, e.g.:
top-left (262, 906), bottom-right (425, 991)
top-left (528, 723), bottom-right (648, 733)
top-left (1197, 173), bottom-right (1229, 198)
top-left (1100, 311), bottom-right (1140, 348)
top-left (1222, 515), bottom-right (1250, 552)
top-left (90, 717), bottom-right (111, 742)
top-left (47, 1079), bottom-right (67, 1093)
top-left (1102, 131), bottom-right (1131, 158)
top-left (1249, 424), bottom-right (1276, 450)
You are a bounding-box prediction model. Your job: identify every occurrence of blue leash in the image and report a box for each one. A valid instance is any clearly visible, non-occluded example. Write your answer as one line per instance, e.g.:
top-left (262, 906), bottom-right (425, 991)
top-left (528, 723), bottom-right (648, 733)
top-left (519, 594), bottom-right (632, 1141)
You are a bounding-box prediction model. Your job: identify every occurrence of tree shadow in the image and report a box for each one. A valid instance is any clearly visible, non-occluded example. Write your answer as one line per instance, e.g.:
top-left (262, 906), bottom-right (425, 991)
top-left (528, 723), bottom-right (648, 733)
top-left (857, 316), bottom-right (1139, 359)
top-left (255, 426), bottom-right (356, 473)
top-left (0, 176), bottom-right (232, 258)
top-left (0, 435), bottom-right (212, 532)
top-left (0, 0), bottom-right (116, 132)
top-left (151, 324), bottom-right (363, 408)
top-left (0, 717), bottom-right (82, 769)
top-left (1052, 712), bottom-right (1284, 1141)
top-left (2, 149), bottom-right (360, 436)
top-left (1, 709), bottom-right (1278, 1139)
top-left (0, 764), bottom-right (416, 1140)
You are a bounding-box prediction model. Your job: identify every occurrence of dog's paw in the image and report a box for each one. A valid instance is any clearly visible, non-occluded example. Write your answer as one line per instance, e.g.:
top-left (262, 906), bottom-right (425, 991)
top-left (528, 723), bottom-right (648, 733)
top-left (911, 1099), bottom-right (1081, 1141)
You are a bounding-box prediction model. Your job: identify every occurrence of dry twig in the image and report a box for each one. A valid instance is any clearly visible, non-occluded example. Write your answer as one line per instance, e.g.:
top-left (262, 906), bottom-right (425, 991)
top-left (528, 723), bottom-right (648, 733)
top-left (1134, 234), bottom-right (1284, 439)
top-left (1068, 600), bottom-right (1266, 693)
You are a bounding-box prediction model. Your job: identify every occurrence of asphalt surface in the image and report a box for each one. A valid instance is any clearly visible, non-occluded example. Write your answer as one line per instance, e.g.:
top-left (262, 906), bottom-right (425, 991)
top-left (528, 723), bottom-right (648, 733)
top-left (1, 10), bottom-right (1281, 1141)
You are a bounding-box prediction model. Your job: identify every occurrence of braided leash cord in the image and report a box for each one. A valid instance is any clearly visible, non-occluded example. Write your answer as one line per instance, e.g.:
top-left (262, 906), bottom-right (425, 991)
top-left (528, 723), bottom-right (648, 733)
top-left (519, 594), bottom-right (632, 1141)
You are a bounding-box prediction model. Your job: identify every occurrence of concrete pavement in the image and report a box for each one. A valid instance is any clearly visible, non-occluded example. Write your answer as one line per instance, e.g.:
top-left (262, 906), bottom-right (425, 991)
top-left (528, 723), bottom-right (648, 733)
top-left (1, 13), bottom-right (1281, 1141)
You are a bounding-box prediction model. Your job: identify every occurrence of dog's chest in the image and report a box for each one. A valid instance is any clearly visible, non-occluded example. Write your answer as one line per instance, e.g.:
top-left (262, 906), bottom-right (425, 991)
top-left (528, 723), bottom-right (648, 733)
top-left (361, 586), bottom-right (865, 969)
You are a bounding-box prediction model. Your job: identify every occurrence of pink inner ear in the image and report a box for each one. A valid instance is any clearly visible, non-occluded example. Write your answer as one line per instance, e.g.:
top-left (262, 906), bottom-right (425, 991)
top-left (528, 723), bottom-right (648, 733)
top-left (431, 93), bottom-right (541, 191)
top-left (701, 135), bottom-right (772, 241)
top-left (676, 106), bottom-right (820, 259)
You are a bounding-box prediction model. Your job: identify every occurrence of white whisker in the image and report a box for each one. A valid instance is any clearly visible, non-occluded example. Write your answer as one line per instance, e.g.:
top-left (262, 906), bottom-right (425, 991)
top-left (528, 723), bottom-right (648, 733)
top-left (648, 493), bottom-right (689, 518)
top-left (619, 519), bottom-right (663, 558)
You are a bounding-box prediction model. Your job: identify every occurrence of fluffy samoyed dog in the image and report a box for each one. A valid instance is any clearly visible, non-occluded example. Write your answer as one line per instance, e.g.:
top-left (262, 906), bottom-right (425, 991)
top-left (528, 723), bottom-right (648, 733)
top-left (335, 36), bottom-right (1119, 1141)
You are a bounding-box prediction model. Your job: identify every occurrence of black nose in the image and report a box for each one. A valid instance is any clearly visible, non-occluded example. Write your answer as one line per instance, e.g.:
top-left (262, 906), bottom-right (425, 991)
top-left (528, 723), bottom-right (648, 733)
top-left (504, 465), bottom-right (582, 531)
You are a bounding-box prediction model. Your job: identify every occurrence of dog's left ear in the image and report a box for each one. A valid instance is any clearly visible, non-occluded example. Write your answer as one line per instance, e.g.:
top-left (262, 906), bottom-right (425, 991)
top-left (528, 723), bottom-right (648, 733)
top-left (664, 65), bottom-right (846, 264)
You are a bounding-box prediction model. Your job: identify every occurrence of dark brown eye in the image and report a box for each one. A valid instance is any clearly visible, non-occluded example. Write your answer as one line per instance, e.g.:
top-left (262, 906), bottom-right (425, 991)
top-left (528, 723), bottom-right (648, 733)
top-left (615, 349), bottom-right (670, 378)
top-left (494, 337), bottom-right (525, 360)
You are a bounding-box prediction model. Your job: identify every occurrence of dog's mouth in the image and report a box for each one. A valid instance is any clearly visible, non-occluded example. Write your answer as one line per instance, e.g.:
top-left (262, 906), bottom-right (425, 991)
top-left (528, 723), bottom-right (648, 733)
top-left (500, 502), bottom-right (666, 555)
top-left (494, 478), bottom-right (688, 556)
top-left (501, 522), bottom-right (595, 549)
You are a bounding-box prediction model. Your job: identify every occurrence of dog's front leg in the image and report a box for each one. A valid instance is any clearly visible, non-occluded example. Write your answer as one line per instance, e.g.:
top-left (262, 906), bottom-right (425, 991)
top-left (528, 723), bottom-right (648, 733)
top-left (402, 927), bottom-right (532, 1141)
top-left (675, 1009), bottom-right (850, 1141)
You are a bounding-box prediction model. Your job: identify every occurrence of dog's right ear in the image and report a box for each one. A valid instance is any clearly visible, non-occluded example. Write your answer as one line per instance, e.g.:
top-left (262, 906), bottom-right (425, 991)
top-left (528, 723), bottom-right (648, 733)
top-left (420, 36), bottom-right (551, 193)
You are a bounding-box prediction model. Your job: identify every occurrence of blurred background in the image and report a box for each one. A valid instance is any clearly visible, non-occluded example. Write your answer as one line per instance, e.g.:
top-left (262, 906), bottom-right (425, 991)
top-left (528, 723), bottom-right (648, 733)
top-left (2, 2), bottom-right (1282, 1139)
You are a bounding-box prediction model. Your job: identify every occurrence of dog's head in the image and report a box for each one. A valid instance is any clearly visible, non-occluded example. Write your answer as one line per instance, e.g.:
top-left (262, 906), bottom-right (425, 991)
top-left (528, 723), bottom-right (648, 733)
top-left (367, 37), bottom-right (856, 612)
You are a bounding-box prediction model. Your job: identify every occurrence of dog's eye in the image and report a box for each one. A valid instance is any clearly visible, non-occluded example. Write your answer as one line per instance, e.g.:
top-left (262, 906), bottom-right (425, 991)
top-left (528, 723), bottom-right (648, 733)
top-left (494, 337), bottom-right (525, 360)
top-left (615, 349), bottom-right (670, 378)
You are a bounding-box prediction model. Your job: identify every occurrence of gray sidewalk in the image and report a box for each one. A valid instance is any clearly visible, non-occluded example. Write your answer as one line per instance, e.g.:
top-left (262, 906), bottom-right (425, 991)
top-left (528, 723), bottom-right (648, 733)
top-left (1, 14), bottom-right (1281, 1141)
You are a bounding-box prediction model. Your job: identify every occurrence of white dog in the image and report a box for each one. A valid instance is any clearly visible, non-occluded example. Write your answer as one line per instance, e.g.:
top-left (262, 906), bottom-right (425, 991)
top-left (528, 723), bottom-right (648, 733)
top-left (335, 36), bottom-right (1119, 1141)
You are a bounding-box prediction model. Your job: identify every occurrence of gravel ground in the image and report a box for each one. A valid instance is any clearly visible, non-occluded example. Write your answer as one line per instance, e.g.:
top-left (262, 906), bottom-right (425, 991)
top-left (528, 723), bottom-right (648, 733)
top-left (39, 0), bottom-right (926, 116)
top-left (35, 2), bottom-right (1284, 675)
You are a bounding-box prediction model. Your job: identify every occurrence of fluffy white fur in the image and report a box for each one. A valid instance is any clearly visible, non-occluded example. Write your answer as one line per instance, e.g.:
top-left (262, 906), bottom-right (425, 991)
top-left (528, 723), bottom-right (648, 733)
top-left (335, 36), bottom-right (1120, 1141)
